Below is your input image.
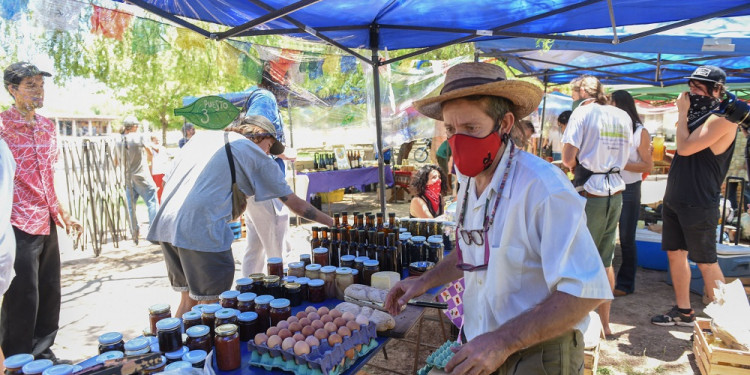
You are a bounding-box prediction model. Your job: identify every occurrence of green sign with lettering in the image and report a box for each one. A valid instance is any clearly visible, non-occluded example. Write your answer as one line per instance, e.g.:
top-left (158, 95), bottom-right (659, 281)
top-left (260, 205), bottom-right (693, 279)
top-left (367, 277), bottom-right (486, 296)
top-left (174, 96), bottom-right (240, 129)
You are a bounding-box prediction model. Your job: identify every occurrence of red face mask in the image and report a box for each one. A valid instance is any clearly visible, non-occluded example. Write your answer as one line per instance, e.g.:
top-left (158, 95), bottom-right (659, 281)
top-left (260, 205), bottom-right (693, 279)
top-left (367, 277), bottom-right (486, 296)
top-left (448, 131), bottom-right (504, 177)
top-left (424, 178), bottom-right (442, 214)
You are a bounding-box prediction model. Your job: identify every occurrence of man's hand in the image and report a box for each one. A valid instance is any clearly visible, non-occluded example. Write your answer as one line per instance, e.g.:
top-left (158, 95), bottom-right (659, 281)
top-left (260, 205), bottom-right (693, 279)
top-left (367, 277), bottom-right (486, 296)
top-left (64, 217), bottom-right (83, 240)
top-left (676, 91), bottom-right (690, 117)
top-left (384, 277), bottom-right (427, 316)
top-left (444, 331), bottom-right (512, 375)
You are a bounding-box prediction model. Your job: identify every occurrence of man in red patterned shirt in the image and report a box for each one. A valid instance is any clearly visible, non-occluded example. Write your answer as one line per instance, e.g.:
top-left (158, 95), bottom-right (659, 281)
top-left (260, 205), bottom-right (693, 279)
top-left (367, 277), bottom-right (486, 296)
top-left (0, 62), bottom-right (82, 360)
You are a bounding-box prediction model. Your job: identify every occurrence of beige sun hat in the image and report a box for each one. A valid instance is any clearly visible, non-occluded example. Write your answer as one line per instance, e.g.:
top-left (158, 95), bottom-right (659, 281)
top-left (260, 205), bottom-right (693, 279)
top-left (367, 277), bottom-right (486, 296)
top-left (414, 62), bottom-right (543, 121)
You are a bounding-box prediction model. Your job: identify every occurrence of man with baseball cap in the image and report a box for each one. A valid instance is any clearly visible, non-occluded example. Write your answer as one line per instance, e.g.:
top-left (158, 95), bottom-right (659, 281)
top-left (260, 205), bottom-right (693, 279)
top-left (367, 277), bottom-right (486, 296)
top-left (147, 115), bottom-right (330, 317)
top-left (384, 62), bottom-right (611, 375)
top-left (118, 115), bottom-right (159, 237)
top-left (652, 65), bottom-right (737, 327)
top-left (1, 62), bottom-right (82, 360)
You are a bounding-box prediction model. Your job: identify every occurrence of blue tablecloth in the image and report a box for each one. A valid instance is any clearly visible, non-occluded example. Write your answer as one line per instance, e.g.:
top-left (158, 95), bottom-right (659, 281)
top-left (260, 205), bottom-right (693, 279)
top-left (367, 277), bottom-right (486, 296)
top-left (298, 166), bottom-right (394, 201)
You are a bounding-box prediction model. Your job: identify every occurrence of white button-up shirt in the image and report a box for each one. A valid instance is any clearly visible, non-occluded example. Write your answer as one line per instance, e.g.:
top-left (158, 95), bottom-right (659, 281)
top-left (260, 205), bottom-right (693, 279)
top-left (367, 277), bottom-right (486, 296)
top-left (456, 145), bottom-right (612, 341)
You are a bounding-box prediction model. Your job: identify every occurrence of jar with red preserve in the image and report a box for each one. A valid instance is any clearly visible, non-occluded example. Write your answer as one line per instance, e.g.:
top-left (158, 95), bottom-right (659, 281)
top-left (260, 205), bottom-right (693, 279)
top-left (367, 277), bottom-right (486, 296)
top-left (219, 290), bottom-right (240, 309)
top-left (263, 275), bottom-right (282, 298)
top-left (214, 308), bottom-right (239, 328)
top-left (237, 312), bottom-right (258, 342)
top-left (295, 277), bottom-right (310, 302)
top-left (236, 292), bottom-right (256, 313)
top-left (253, 295), bottom-right (274, 332)
top-left (307, 279), bottom-right (325, 303)
top-left (214, 324), bottom-right (241, 371)
top-left (269, 298), bottom-right (291, 326)
top-left (267, 257), bottom-right (284, 278)
top-left (235, 277), bottom-right (252, 293)
top-left (185, 325), bottom-right (212, 353)
top-left (313, 247), bottom-right (329, 266)
top-left (248, 273), bottom-right (266, 295)
top-left (148, 303), bottom-right (171, 336)
top-left (200, 304), bottom-right (222, 337)
top-left (181, 311), bottom-right (202, 332)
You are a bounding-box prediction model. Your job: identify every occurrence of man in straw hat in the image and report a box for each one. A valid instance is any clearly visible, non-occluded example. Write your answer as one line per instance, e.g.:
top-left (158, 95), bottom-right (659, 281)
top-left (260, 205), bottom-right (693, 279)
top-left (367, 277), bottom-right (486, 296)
top-left (385, 62), bottom-right (612, 375)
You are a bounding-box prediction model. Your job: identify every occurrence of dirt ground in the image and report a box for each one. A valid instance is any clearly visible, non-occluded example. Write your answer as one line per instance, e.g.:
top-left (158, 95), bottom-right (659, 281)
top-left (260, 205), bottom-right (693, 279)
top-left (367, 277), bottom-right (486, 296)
top-left (53, 191), bottom-right (708, 375)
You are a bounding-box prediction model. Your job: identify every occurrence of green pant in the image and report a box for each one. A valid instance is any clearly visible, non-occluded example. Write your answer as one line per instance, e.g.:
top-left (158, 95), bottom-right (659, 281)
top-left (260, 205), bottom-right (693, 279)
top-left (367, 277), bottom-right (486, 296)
top-left (493, 330), bottom-right (584, 375)
top-left (584, 193), bottom-right (623, 267)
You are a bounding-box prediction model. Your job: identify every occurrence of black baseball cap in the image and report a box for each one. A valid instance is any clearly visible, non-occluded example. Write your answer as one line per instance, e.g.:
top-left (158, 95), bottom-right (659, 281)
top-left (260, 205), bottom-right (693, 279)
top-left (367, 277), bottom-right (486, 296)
top-left (684, 65), bottom-right (726, 86)
top-left (4, 62), bottom-right (52, 87)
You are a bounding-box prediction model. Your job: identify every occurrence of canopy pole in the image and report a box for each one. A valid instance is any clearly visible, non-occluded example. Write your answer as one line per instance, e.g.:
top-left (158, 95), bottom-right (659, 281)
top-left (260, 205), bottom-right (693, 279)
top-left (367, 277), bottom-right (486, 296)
top-left (370, 25), bottom-right (387, 216)
top-left (606, 0), bottom-right (619, 44)
top-left (287, 94), bottom-right (300, 227)
top-left (538, 72), bottom-right (549, 158)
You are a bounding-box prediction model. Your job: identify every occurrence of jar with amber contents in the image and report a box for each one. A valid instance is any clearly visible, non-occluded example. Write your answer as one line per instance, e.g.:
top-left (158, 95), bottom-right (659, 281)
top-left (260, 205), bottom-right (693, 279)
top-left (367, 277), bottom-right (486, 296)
top-left (287, 261), bottom-right (306, 278)
top-left (284, 282), bottom-right (302, 307)
top-left (182, 311), bottom-right (201, 332)
top-left (263, 275), bottom-right (282, 298)
top-left (182, 350), bottom-right (207, 369)
top-left (214, 324), bottom-right (241, 371)
top-left (295, 277), bottom-right (310, 302)
top-left (312, 247), bottom-right (329, 266)
top-left (248, 273), bottom-right (266, 295)
top-left (124, 337), bottom-right (151, 356)
top-left (237, 312), bottom-right (258, 342)
top-left (97, 332), bottom-right (125, 354)
top-left (4, 354), bottom-right (34, 375)
top-left (340, 255), bottom-right (355, 268)
top-left (300, 253), bottom-right (312, 267)
top-left (155, 317), bottom-right (182, 353)
top-left (354, 257), bottom-right (369, 284)
top-left (200, 304), bottom-right (221, 337)
top-left (235, 277), bottom-right (252, 293)
top-left (320, 266), bottom-right (337, 299)
top-left (185, 325), bottom-right (212, 352)
top-left (236, 292), bottom-right (256, 313)
top-left (269, 298), bottom-right (291, 326)
top-left (335, 267), bottom-right (354, 300)
top-left (305, 264), bottom-right (321, 280)
top-left (308, 279), bottom-right (325, 303)
top-left (214, 309), bottom-right (239, 328)
top-left (219, 290), bottom-right (240, 309)
top-left (267, 257), bottom-right (284, 278)
top-left (141, 355), bottom-right (166, 375)
top-left (363, 260), bottom-right (380, 286)
top-left (253, 294), bottom-right (274, 332)
top-left (148, 303), bottom-right (171, 336)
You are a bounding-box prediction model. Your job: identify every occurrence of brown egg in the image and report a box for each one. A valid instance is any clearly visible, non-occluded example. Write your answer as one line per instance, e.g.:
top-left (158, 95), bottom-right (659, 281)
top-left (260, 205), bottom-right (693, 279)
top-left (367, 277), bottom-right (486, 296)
top-left (329, 309), bottom-right (342, 319)
top-left (327, 333), bottom-right (342, 346)
top-left (288, 322), bottom-right (303, 333)
top-left (305, 306), bottom-right (317, 313)
top-left (282, 337), bottom-right (296, 350)
top-left (277, 321), bottom-right (290, 330)
top-left (333, 317), bottom-right (347, 327)
top-left (267, 335), bottom-right (282, 348)
top-left (307, 312), bottom-right (321, 321)
top-left (296, 311), bottom-right (308, 319)
top-left (311, 320), bottom-right (324, 330)
top-left (337, 326), bottom-right (351, 338)
top-left (254, 333), bottom-right (268, 346)
top-left (346, 320), bottom-right (360, 332)
top-left (266, 327), bottom-right (280, 336)
top-left (314, 328), bottom-right (329, 340)
top-left (355, 315), bottom-right (369, 326)
top-left (320, 314), bottom-right (333, 324)
top-left (305, 335), bottom-right (320, 348)
top-left (294, 340), bottom-right (311, 356)
top-left (286, 316), bottom-right (299, 324)
top-left (301, 325), bottom-right (315, 337)
top-left (345, 348), bottom-right (355, 360)
top-left (278, 328), bottom-right (293, 340)
top-left (341, 312), bottom-right (355, 321)
top-left (293, 333), bottom-right (305, 342)
top-left (317, 306), bottom-right (330, 315)
top-left (299, 317), bottom-right (312, 327)
top-left (324, 322), bottom-right (338, 333)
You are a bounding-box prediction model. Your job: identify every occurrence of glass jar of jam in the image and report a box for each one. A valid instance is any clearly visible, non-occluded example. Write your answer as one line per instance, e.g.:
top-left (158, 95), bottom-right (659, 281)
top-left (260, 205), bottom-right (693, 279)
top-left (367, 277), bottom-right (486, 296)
top-left (354, 256), bottom-right (369, 284)
top-left (300, 253), bottom-right (311, 267)
top-left (409, 236), bottom-right (427, 264)
top-left (155, 317), bottom-right (182, 353)
top-left (427, 235), bottom-right (444, 263)
top-left (283, 282), bottom-right (302, 307)
top-left (320, 266), bottom-right (337, 299)
top-left (399, 233), bottom-right (412, 272)
top-left (5, 354), bottom-right (34, 375)
top-left (308, 279), bottom-right (325, 303)
top-left (164, 361), bottom-right (192, 371)
top-left (305, 264), bottom-right (321, 280)
top-left (148, 303), bottom-right (171, 336)
top-left (236, 292), bottom-right (256, 313)
top-left (214, 324), bottom-right (241, 371)
top-left (295, 277), bottom-right (310, 301)
top-left (254, 294), bottom-right (274, 332)
top-left (335, 267), bottom-right (354, 300)
top-left (267, 257), bottom-right (284, 278)
top-left (219, 290), bottom-right (240, 309)
top-left (351, 269), bottom-right (359, 284)
top-left (215, 308), bottom-right (239, 328)
top-left (164, 346), bottom-right (189, 364)
top-left (269, 298), bottom-right (291, 326)
top-left (340, 255), bottom-right (355, 268)
top-left (237, 311), bottom-right (258, 342)
top-left (287, 261), bottom-right (306, 277)
top-left (97, 332), bottom-right (125, 354)
top-left (263, 275), bottom-right (282, 298)
top-left (182, 311), bottom-right (202, 332)
top-left (282, 276), bottom-right (297, 285)
top-left (409, 261), bottom-right (435, 277)
top-left (185, 325), bottom-right (212, 352)
top-left (313, 247), bottom-right (329, 267)
top-left (42, 364), bottom-right (75, 375)
top-left (363, 260), bottom-right (380, 286)
top-left (95, 351), bottom-right (123, 364)
top-left (200, 303), bottom-right (222, 337)
top-left (248, 273), bottom-right (266, 295)
top-left (182, 350), bottom-right (208, 369)
top-left (124, 337), bottom-right (151, 356)
top-left (235, 277), bottom-right (252, 293)
top-left (141, 356), bottom-right (166, 375)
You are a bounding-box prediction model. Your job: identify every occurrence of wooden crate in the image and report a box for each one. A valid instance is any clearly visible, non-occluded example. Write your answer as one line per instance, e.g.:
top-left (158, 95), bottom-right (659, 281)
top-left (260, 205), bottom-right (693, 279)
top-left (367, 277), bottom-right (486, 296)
top-left (693, 318), bottom-right (750, 375)
top-left (584, 339), bottom-right (601, 375)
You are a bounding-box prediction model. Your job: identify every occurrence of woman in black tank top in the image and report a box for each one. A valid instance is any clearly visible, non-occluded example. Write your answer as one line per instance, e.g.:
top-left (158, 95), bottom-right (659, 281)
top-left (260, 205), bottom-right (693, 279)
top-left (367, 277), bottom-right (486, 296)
top-left (409, 165), bottom-right (447, 218)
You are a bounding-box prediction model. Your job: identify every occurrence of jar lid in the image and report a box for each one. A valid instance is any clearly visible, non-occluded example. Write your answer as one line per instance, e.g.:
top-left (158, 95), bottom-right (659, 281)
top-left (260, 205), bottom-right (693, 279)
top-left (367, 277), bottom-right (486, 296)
top-left (336, 267), bottom-right (352, 274)
top-left (155, 317), bottom-right (181, 331)
top-left (263, 275), bottom-right (280, 283)
top-left (237, 292), bottom-right (257, 302)
top-left (340, 255), bottom-right (355, 261)
top-left (123, 337), bottom-right (150, 351)
top-left (22, 360), bottom-right (54, 375)
top-left (254, 294), bottom-right (275, 304)
top-left (268, 257), bottom-right (283, 264)
top-left (308, 279), bottom-right (325, 287)
top-left (200, 303), bottom-right (222, 314)
top-left (185, 325), bottom-right (210, 338)
top-left (97, 332), bottom-right (123, 345)
top-left (182, 311), bottom-right (201, 321)
top-left (94, 351), bottom-right (124, 364)
top-left (150, 343), bottom-right (160, 354)
top-left (313, 247), bottom-right (328, 254)
top-left (354, 256), bottom-right (369, 263)
top-left (409, 261), bottom-right (436, 272)
top-left (283, 276), bottom-right (297, 283)
top-left (148, 303), bottom-right (170, 314)
top-left (288, 261), bottom-right (305, 269)
top-left (305, 264), bottom-right (322, 271)
top-left (215, 308), bottom-right (237, 319)
top-left (165, 361), bottom-right (193, 371)
top-left (42, 364), bottom-right (74, 375)
top-left (220, 290), bottom-right (240, 299)
top-left (400, 232), bottom-right (412, 239)
top-left (351, 269), bottom-right (359, 275)
top-left (165, 346), bottom-right (190, 360)
top-left (411, 236), bottom-right (426, 242)
top-left (215, 324), bottom-right (239, 336)
top-left (182, 350), bottom-right (207, 364)
top-left (320, 266), bottom-right (337, 273)
top-left (4, 354), bottom-right (34, 369)
top-left (238, 311), bottom-right (258, 322)
top-left (269, 298), bottom-right (290, 309)
top-left (284, 282), bottom-right (301, 290)
top-left (363, 260), bottom-right (380, 267)
top-left (399, 227), bottom-right (407, 232)
top-left (249, 273), bottom-right (266, 281)
top-left (295, 277), bottom-right (310, 285)
top-left (191, 305), bottom-right (205, 314)
top-left (300, 254), bottom-right (311, 260)
top-left (428, 235), bottom-right (443, 243)
top-left (235, 277), bottom-right (252, 286)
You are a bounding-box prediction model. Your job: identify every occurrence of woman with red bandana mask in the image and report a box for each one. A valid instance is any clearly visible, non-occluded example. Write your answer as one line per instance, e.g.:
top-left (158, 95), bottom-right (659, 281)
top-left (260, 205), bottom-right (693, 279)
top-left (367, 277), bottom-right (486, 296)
top-left (409, 165), bottom-right (448, 218)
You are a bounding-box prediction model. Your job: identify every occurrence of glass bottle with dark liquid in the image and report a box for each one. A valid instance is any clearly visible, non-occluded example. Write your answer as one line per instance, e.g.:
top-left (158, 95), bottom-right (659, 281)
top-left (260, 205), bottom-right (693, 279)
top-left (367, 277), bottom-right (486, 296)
top-left (348, 228), bottom-right (358, 257)
top-left (356, 214), bottom-right (365, 231)
top-left (376, 213), bottom-right (385, 234)
top-left (341, 211), bottom-right (350, 231)
top-left (339, 227), bottom-right (350, 257)
top-left (330, 228), bottom-right (341, 267)
top-left (367, 229), bottom-right (377, 259)
top-left (333, 213), bottom-right (341, 229)
top-left (387, 213), bottom-right (397, 235)
top-left (365, 214), bottom-right (374, 231)
top-left (320, 227), bottom-right (331, 252)
top-left (387, 232), bottom-right (399, 272)
top-left (310, 226), bottom-right (321, 252)
top-left (376, 231), bottom-right (386, 263)
top-left (357, 229), bottom-right (367, 257)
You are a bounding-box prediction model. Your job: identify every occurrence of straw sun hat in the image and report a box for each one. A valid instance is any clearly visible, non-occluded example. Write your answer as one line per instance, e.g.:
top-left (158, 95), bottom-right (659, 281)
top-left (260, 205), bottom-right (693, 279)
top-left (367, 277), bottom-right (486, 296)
top-left (414, 62), bottom-right (543, 121)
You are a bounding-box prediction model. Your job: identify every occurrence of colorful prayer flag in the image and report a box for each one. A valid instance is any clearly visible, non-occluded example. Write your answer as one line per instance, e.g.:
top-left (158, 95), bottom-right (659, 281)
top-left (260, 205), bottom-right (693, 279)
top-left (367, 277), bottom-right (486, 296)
top-left (90, 5), bottom-right (133, 40)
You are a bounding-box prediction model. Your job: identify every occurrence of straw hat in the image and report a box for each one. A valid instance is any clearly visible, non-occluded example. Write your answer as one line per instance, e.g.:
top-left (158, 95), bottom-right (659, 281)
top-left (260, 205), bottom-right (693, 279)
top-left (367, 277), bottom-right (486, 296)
top-left (414, 62), bottom-right (543, 121)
